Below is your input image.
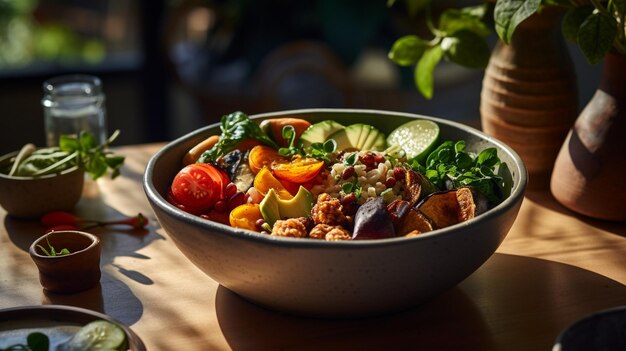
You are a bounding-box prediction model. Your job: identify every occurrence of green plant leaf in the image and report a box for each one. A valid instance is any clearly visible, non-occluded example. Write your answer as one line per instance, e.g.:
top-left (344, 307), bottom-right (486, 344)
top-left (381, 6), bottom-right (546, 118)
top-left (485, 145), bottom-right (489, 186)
top-left (461, 4), bottom-right (488, 19)
top-left (415, 45), bottom-right (444, 99)
top-left (441, 30), bottom-right (491, 69)
top-left (59, 136), bottom-right (80, 152)
top-left (613, 0), bottom-right (626, 15)
top-left (88, 155), bottom-right (108, 179)
top-left (79, 131), bottom-right (97, 150)
top-left (494, 0), bottom-right (541, 44)
top-left (439, 9), bottom-right (490, 37)
top-left (562, 6), bottom-right (594, 43)
top-left (577, 12), bottom-right (617, 64)
top-left (27, 332), bottom-right (49, 351)
top-left (388, 35), bottom-right (428, 66)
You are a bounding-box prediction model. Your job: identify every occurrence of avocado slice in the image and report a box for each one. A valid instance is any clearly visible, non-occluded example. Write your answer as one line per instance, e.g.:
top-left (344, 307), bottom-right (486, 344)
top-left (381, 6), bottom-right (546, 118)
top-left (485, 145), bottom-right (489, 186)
top-left (259, 186), bottom-right (314, 227)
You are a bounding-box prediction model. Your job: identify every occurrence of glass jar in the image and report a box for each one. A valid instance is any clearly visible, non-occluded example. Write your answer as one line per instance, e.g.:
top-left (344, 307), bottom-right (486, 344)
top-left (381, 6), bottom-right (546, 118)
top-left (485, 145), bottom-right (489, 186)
top-left (42, 74), bottom-right (107, 147)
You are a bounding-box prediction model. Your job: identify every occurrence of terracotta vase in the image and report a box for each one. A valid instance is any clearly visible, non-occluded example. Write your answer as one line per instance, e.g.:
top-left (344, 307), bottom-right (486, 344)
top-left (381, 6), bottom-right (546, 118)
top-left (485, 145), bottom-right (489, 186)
top-left (480, 7), bottom-right (578, 189)
top-left (550, 52), bottom-right (626, 221)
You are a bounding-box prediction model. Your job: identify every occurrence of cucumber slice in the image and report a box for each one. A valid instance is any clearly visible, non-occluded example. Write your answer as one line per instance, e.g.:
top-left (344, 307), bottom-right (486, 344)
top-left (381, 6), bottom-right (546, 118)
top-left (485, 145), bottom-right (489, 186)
top-left (60, 320), bottom-right (127, 351)
top-left (299, 120), bottom-right (344, 147)
top-left (387, 119), bottom-right (440, 161)
top-left (329, 124), bottom-right (385, 151)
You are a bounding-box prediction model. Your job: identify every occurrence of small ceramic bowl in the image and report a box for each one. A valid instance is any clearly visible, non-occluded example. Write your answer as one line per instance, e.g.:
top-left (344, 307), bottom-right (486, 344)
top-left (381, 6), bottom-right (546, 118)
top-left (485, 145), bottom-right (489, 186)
top-left (0, 151), bottom-right (84, 219)
top-left (29, 230), bottom-right (101, 294)
top-left (553, 306), bottom-right (626, 351)
top-left (144, 109), bottom-right (528, 317)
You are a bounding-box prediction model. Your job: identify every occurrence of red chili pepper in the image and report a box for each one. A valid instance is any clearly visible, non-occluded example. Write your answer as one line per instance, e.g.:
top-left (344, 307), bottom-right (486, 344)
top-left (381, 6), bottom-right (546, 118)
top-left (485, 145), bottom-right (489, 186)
top-left (40, 211), bottom-right (149, 231)
top-left (40, 211), bottom-right (82, 227)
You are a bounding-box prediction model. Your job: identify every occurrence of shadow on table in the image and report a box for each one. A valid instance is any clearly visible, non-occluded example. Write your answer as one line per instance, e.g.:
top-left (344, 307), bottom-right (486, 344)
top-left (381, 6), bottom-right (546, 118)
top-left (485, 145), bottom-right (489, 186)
top-left (215, 253), bottom-right (626, 351)
top-left (524, 189), bottom-right (626, 238)
top-left (3, 181), bottom-right (165, 326)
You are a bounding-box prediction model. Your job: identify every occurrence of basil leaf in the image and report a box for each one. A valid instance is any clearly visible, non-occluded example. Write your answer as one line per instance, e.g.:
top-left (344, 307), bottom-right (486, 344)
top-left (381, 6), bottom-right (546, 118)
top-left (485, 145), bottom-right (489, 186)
top-left (476, 148), bottom-right (499, 167)
top-left (200, 111), bottom-right (279, 162)
top-left (59, 136), bottom-right (80, 152)
top-left (439, 9), bottom-right (490, 37)
top-left (415, 46), bottom-right (444, 99)
top-left (88, 155), bottom-right (108, 180)
top-left (388, 35), bottom-right (428, 66)
top-left (441, 30), bottom-right (491, 69)
top-left (461, 4), bottom-right (488, 19)
top-left (561, 6), bottom-right (594, 43)
top-left (577, 12), bottom-right (617, 64)
top-left (494, 0), bottom-right (541, 44)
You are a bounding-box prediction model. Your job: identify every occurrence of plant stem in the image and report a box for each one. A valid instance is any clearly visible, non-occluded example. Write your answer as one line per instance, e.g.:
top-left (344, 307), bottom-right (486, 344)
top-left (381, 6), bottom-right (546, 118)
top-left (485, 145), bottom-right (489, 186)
top-left (32, 152), bottom-right (78, 176)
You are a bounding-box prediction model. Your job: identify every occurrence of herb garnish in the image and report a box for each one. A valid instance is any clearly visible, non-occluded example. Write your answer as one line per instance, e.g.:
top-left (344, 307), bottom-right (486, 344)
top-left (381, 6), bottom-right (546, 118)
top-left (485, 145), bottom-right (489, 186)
top-left (412, 140), bottom-right (507, 205)
top-left (306, 139), bottom-right (337, 164)
top-left (36, 237), bottom-right (70, 256)
top-left (199, 111), bottom-right (279, 163)
top-left (0, 332), bottom-right (49, 351)
top-left (5, 130), bottom-right (124, 180)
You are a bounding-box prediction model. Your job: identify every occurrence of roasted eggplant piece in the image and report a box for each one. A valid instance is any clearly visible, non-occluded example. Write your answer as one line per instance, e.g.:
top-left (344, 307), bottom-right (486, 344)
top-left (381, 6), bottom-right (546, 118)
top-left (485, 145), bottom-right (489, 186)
top-left (417, 187), bottom-right (476, 229)
top-left (217, 149), bottom-right (243, 181)
top-left (397, 208), bottom-right (433, 237)
top-left (217, 149), bottom-right (254, 192)
top-left (404, 170), bottom-right (437, 207)
top-left (352, 197), bottom-right (395, 240)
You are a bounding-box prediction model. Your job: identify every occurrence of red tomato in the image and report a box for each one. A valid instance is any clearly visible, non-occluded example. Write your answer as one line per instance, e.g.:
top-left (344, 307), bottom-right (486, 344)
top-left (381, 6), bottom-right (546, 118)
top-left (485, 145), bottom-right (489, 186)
top-left (170, 163), bottom-right (228, 213)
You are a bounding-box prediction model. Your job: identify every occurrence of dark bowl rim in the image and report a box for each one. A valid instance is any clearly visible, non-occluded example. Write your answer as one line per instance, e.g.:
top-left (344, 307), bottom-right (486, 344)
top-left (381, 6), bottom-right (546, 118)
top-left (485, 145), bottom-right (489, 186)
top-left (553, 305), bottom-right (626, 348)
top-left (143, 108), bottom-right (528, 249)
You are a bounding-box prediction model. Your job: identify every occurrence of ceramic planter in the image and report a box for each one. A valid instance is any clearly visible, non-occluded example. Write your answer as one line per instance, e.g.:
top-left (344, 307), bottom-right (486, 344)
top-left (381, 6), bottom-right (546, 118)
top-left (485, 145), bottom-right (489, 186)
top-left (480, 6), bottom-right (578, 189)
top-left (29, 231), bottom-right (101, 294)
top-left (0, 150), bottom-right (84, 218)
top-left (550, 52), bottom-right (626, 221)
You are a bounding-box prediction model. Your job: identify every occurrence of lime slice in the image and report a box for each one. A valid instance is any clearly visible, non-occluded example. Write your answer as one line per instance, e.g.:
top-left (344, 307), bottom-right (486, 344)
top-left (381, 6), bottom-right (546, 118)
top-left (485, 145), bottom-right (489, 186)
top-left (60, 320), bottom-right (127, 351)
top-left (386, 119), bottom-right (440, 161)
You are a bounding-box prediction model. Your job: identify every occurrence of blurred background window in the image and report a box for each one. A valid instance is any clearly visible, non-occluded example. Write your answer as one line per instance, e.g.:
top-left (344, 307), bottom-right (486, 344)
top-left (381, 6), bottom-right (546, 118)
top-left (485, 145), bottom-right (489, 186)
top-left (0, 0), bottom-right (600, 154)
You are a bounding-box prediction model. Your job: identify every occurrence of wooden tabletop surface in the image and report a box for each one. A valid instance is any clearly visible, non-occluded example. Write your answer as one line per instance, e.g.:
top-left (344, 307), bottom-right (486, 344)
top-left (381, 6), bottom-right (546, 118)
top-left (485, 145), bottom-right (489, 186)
top-left (1, 143), bottom-right (625, 351)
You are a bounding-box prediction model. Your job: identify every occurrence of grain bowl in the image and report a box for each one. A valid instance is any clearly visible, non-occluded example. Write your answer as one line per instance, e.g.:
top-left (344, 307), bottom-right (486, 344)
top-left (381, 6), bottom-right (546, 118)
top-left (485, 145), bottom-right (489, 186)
top-left (143, 109), bottom-right (527, 317)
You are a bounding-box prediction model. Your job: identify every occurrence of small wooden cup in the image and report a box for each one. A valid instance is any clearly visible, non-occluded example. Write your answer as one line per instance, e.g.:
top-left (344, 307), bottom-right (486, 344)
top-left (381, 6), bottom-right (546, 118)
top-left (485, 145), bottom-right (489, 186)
top-left (29, 231), bottom-right (101, 294)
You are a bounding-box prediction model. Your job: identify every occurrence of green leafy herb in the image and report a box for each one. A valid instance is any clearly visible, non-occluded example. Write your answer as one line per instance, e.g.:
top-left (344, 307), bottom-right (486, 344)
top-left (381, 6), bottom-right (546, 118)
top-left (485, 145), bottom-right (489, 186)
top-left (413, 140), bottom-right (506, 205)
top-left (278, 125), bottom-right (303, 157)
top-left (4, 131), bottom-right (124, 180)
top-left (494, 0), bottom-right (626, 64)
top-left (306, 139), bottom-right (337, 164)
top-left (577, 11), bottom-right (617, 64)
top-left (60, 130), bottom-right (125, 180)
top-left (494, 0), bottom-right (541, 44)
top-left (199, 111), bottom-right (279, 163)
top-left (388, 35), bottom-right (428, 66)
top-left (343, 152), bottom-right (358, 166)
top-left (0, 332), bottom-right (49, 351)
top-left (388, 1), bottom-right (491, 99)
top-left (36, 237), bottom-right (70, 257)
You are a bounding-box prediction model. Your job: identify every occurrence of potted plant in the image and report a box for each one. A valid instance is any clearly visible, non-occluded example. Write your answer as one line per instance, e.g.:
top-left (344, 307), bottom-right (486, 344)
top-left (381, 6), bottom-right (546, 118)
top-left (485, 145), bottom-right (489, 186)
top-left (0, 130), bottom-right (124, 218)
top-left (29, 230), bottom-right (102, 293)
top-left (388, 1), bottom-right (626, 207)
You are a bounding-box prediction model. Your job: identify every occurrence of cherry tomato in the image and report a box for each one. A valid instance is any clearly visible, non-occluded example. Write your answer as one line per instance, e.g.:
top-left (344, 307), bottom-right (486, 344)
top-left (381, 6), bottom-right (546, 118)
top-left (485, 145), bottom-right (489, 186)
top-left (170, 163), bottom-right (228, 213)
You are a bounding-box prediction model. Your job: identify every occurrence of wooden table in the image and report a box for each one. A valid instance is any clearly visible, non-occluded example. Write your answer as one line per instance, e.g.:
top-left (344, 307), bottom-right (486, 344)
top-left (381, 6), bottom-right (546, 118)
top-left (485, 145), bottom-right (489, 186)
top-left (1, 143), bottom-right (625, 351)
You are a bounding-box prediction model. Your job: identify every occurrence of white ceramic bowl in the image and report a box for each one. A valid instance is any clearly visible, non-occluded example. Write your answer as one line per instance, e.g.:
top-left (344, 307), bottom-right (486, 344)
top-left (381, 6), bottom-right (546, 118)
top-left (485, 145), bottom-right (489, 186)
top-left (143, 109), bottom-right (527, 317)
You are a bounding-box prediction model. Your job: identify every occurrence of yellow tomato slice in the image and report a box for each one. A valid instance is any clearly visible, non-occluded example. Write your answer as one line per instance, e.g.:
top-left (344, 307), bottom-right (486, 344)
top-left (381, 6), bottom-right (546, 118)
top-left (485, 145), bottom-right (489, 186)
top-left (253, 167), bottom-right (293, 200)
top-left (272, 158), bottom-right (324, 184)
top-left (229, 203), bottom-right (263, 231)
